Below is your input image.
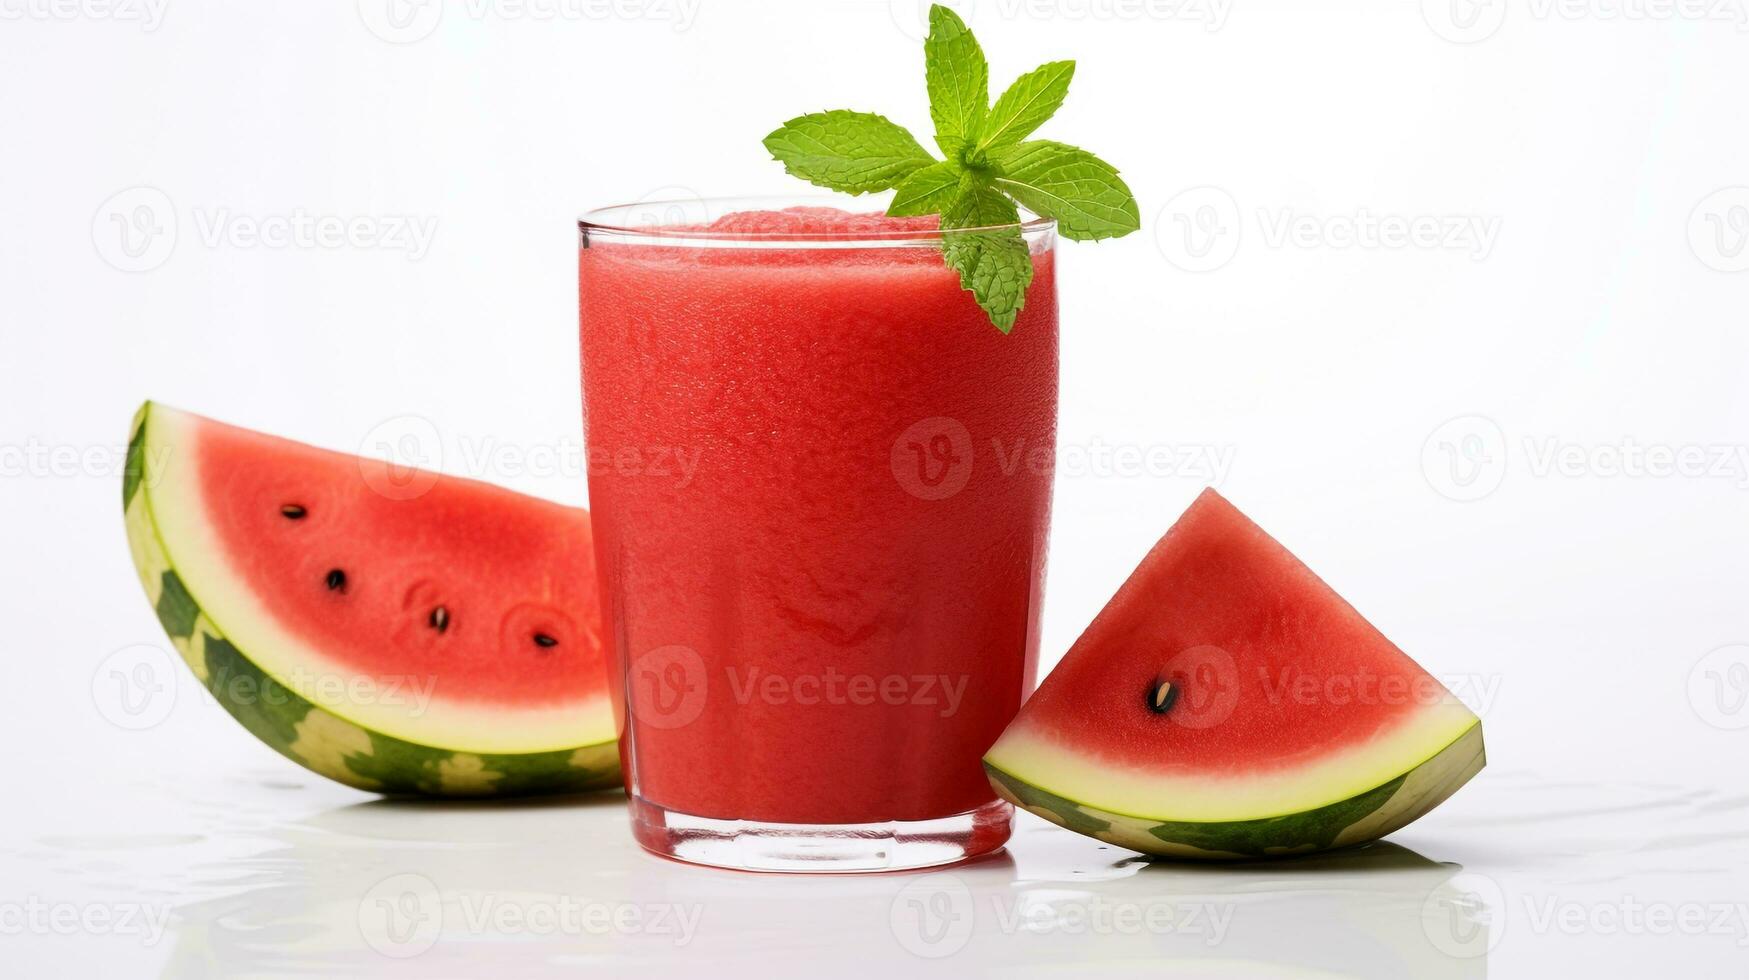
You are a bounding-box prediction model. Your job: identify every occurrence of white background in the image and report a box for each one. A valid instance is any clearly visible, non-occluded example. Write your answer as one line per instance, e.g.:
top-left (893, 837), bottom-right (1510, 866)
top-left (3, 0), bottom-right (1747, 976)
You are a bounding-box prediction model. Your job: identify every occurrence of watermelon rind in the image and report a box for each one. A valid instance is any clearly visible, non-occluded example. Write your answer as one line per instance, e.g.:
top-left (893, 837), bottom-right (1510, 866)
top-left (123, 402), bottom-right (621, 797)
top-left (985, 721), bottom-right (1484, 859)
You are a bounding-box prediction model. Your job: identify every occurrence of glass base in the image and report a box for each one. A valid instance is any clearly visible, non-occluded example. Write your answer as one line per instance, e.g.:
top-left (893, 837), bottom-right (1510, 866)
top-left (628, 795), bottom-right (1014, 873)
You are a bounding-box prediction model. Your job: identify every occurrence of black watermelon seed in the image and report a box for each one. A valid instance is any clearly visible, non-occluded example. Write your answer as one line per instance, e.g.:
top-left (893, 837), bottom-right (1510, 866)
top-left (1147, 678), bottom-right (1179, 715)
top-left (429, 606), bottom-right (449, 633)
top-left (280, 504), bottom-right (307, 519)
top-left (325, 569), bottom-right (347, 593)
top-left (532, 633), bottom-right (558, 649)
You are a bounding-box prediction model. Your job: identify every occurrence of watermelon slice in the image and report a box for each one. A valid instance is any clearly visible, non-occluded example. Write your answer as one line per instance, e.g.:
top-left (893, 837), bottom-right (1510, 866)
top-left (984, 489), bottom-right (1484, 859)
top-left (121, 403), bottom-right (619, 796)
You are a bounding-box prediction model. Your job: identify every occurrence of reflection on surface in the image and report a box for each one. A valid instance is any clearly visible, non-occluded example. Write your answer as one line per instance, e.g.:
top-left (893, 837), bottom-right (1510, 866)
top-left (142, 787), bottom-right (1488, 978)
top-left (19, 768), bottom-right (1742, 976)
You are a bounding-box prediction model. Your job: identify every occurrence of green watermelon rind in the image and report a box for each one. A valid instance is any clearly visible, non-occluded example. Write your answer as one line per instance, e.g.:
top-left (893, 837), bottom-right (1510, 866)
top-left (985, 722), bottom-right (1485, 860)
top-left (123, 403), bottom-right (621, 798)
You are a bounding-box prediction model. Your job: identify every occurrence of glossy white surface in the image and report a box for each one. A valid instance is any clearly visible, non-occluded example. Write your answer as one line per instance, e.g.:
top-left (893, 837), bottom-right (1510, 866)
top-left (5, 757), bottom-right (1747, 977)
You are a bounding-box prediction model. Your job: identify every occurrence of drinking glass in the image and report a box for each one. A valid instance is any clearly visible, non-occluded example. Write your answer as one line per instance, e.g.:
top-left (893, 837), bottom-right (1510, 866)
top-left (578, 195), bottom-right (1057, 872)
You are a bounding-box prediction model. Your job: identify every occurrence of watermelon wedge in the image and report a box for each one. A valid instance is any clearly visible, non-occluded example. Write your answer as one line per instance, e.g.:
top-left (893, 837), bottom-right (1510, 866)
top-left (984, 489), bottom-right (1484, 859)
top-left (121, 402), bottom-right (619, 796)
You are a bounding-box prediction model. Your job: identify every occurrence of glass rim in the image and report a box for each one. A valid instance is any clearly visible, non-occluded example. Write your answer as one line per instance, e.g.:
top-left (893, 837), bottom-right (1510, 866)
top-left (578, 193), bottom-right (1055, 249)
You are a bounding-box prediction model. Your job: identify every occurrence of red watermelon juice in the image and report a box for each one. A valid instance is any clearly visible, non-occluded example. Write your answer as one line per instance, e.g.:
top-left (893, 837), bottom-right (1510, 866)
top-left (579, 202), bottom-right (1057, 871)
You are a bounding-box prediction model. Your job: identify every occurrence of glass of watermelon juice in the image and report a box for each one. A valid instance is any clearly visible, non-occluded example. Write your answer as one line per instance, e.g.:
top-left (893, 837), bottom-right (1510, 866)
top-left (578, 197), bottom-right (1057, 872)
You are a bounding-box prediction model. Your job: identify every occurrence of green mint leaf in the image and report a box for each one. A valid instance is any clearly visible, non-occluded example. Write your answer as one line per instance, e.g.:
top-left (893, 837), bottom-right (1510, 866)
top-left (762, 111), bottom-right (935, 194)
top-left (991, 139), bottom-right (1140, 241)
top-left (940, 183), bottom-right (1034, 332)
top-left (924, 5), bottom-right (988, 159)
top-left (977, 60), bottom-right (1074, 154)
top-left (887, 161), bottom-right (962, 217)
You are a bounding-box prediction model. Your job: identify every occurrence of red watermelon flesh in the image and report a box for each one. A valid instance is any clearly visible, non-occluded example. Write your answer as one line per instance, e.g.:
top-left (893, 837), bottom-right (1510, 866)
top-left (195, 419), bottom-right (603, 709)
top-left (123, 403), bottom-right (619, 796)
top-left (984, 489), bottom-right (1483, 858)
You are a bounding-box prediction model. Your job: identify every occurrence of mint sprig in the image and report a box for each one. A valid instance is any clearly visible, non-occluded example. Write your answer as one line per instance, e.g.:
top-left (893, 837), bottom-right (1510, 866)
top-left (762, 3), bottom-right (1140, 332)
